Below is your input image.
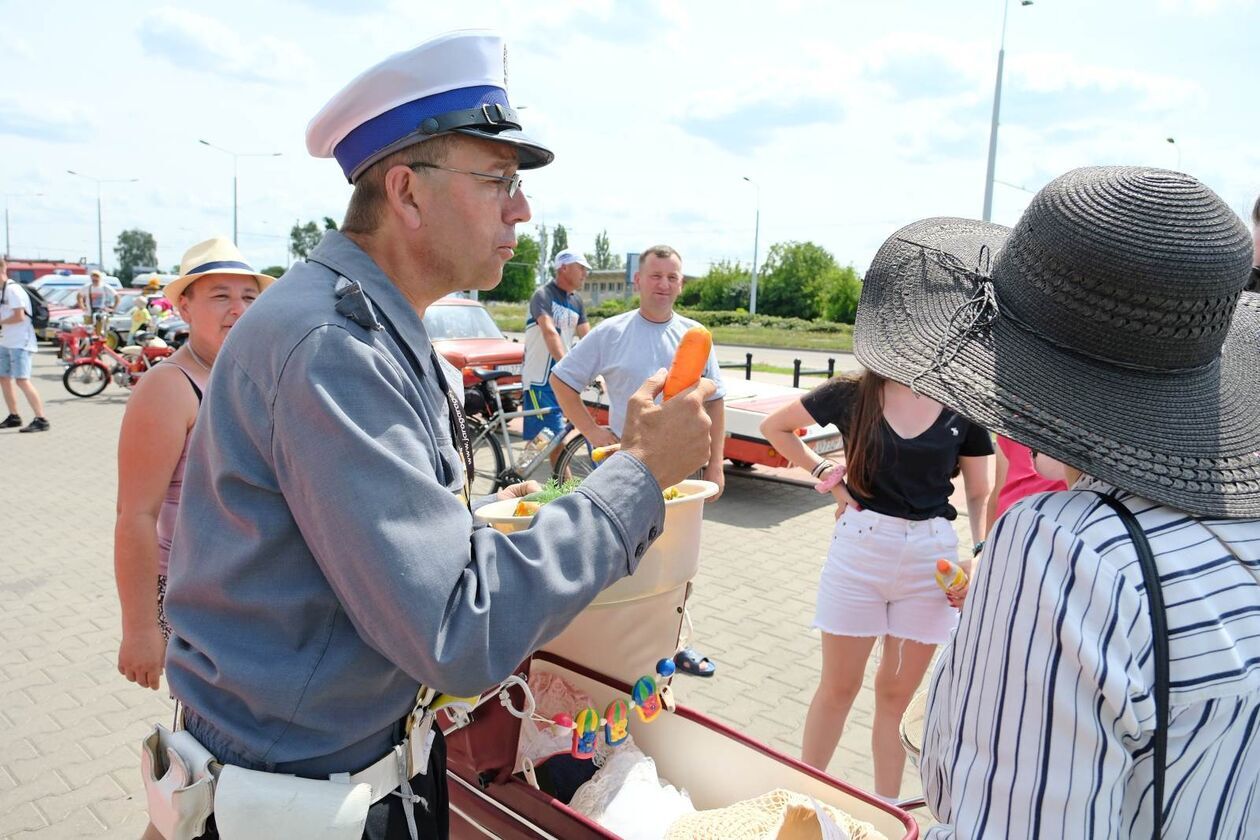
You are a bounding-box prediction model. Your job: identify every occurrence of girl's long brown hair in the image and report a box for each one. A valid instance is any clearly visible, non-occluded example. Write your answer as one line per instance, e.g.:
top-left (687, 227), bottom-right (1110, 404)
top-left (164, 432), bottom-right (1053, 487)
top-left (844, 370), bottom-right (886, 498)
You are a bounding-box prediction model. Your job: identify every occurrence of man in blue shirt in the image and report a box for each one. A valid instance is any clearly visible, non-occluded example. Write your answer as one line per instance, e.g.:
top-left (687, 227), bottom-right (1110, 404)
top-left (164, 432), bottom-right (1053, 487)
top-left (521, 249), bottom-right (589, 447)
top-left (161, 32), bottom-right (716, 839)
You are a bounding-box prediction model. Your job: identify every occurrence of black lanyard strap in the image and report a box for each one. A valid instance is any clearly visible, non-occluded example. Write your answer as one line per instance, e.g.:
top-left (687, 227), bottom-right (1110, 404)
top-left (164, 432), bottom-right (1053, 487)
top-left (375, 308), bottom-right (474, 508)
top-left (1095, 492), bottom-right (1168, 840)
top-left (327, 272), bottom-right (473, 507)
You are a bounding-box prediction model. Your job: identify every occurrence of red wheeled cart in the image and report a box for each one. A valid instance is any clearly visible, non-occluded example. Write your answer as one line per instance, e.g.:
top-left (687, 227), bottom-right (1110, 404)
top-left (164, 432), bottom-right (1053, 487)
top-left (446, 480), bottom-right (919, 839)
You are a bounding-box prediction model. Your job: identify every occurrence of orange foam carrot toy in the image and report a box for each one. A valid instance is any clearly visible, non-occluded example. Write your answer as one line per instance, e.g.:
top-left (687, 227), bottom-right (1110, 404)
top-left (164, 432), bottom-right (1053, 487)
top-left (663, 326), bottom-right (712, 400)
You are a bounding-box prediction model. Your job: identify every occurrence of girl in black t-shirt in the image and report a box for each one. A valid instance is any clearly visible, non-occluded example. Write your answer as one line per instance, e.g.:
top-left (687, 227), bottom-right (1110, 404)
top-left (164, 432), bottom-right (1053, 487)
top-left (761, 370), bottom-right (992, 799)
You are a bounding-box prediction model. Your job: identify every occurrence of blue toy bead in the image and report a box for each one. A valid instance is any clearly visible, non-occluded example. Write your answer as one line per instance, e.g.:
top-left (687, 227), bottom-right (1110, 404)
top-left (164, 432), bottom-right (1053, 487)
top-left (656, 658), bottom-right (676, 677)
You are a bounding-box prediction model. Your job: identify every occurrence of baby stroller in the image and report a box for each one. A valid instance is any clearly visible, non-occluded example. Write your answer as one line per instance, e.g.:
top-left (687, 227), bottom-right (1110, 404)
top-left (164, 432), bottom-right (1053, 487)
top-left (438, 480), bottom-right (920, 839)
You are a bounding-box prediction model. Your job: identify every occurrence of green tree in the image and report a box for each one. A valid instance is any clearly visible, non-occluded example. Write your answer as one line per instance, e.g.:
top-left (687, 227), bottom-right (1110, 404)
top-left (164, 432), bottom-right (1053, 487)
top-left (678, 260), bottom-right (749, 310)
top-left (757, 241), bottom-right (840, 320)
top-left (816, 264), bottom-right (863, 324)
top-left (261, 265), bottom-right (286, 278)
top-left (289, 220), bottom-right (324, 261)
top-left (322, 216), bottom-right (339, 231)
top-left (485, 233), bottom-right (541, 302)
top-left (584, 229), bottom-right (623, 271)
top-left (547, 224), bottom-right (569, 279)
top-left (114, 229), bottom-right (157, 285)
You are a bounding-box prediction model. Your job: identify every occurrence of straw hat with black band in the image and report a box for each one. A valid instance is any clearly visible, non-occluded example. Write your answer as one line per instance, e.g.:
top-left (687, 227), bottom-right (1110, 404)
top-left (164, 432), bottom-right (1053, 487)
top-left (853, 166), bottom-right (1260, 517)
top-left (165, 237), bottom-right (275, 304)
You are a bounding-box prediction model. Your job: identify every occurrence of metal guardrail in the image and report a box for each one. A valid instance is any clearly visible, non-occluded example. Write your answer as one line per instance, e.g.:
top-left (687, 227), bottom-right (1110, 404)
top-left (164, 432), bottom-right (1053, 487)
top-left (719, 352), bottom-right (753, 380)
top-left (718, 352), bottom-right (839, 386)
top-left (793, 357), bottom-right (835, 388)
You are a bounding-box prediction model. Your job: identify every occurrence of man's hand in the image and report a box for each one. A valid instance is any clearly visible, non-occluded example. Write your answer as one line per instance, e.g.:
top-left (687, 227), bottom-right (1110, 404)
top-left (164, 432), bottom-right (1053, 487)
top-left (620, 369), bottom-right (714, 489)
top-left (703, 460), bottom-right (725, 502)
top-left (118, 625), bottom-right (167, 691)
top-left (496, 480), bottom-right (543, 501)
top-left (585, 426), bottom-right (619, 449)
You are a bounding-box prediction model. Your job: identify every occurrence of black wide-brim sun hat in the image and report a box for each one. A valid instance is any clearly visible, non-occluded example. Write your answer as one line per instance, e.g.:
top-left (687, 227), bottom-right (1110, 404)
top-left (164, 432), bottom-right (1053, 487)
top-left (854, 166), bottom-right (1260, 517)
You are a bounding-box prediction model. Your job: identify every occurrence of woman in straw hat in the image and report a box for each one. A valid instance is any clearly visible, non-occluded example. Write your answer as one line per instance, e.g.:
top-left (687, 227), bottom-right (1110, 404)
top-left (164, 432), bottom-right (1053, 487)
top-left (113, 237), bottom-right (273, 694)
top-left (852, 167), bottom-right (1259, 837)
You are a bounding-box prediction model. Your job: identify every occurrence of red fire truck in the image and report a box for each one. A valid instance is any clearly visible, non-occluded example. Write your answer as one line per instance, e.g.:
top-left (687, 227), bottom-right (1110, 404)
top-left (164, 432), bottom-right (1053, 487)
top-left (4, 259), bottom-right (88, 284)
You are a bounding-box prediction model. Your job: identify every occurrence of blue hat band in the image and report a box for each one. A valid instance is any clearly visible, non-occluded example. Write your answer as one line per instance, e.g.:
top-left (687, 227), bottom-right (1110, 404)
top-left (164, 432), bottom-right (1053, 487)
top-left (188, 260), bottom-right (256, 275)
top-left (334, 85), bottom-right (510, 181)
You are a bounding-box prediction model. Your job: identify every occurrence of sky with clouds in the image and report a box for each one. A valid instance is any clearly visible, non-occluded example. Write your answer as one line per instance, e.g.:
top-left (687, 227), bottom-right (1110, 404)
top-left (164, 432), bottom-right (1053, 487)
top-left (1, 0), bottom-right (1256, 277)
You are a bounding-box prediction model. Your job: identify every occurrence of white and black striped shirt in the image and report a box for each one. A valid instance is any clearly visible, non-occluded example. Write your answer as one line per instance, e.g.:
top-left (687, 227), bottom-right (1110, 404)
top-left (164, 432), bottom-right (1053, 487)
top-left (921, 478), bottom-right (1260, 838)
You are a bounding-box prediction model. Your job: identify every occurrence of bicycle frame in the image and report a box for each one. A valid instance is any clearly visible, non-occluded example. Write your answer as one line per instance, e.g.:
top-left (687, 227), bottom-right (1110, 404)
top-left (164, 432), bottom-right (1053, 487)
top-left (474, 380), bottom-right (573, 483)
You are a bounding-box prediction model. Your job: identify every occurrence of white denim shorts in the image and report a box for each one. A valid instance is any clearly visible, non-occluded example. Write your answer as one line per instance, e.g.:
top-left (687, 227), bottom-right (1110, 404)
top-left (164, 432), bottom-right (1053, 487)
top-left (814, 507), bottom-right (960, 645)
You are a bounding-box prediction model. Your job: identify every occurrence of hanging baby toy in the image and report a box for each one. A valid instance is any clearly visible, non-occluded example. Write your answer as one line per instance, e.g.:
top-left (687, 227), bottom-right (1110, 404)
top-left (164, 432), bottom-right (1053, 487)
top-left (498, 657), bottom-right (677, 760)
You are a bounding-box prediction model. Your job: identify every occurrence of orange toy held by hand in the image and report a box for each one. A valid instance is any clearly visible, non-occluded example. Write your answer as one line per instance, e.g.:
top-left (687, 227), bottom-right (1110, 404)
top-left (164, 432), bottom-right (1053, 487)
top-left (663, 326), bottom-right (712, 399)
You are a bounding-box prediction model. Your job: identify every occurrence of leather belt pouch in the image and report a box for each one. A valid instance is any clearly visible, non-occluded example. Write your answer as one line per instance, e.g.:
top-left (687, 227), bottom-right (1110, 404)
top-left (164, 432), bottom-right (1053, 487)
top-left (140, 724), bottom-right (217, 840)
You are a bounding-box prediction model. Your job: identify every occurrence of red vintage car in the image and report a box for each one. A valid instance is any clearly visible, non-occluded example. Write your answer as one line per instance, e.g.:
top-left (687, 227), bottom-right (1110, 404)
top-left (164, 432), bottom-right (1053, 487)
top-left (423, 296), bottom-right (523, 387)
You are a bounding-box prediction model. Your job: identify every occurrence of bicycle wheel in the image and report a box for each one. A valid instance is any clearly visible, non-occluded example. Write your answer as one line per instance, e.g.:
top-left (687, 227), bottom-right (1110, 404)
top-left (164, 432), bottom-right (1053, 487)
top-left (62, 361), bottom-right (109, 397)
top-left (553, 434), bottom-right (596, 482)
top-left (466, 418), bottom-right (506, 496)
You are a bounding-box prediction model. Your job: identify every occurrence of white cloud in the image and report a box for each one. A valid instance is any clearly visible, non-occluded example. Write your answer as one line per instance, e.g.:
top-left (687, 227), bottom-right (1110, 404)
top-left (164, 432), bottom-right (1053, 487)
top-left (1156, 0), bottom-right (1257, 12)
top-left (0, 98), bottom-right (94, 142)
top-left (137, 7), bottom-right (312, 85)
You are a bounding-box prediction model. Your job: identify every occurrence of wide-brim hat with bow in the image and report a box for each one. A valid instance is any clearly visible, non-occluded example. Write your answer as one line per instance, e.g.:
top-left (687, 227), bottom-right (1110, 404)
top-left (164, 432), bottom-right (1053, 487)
top-left (854, 166), bottom-right (1260, 517)
top-left (165, 237), bottom-right (275, 303)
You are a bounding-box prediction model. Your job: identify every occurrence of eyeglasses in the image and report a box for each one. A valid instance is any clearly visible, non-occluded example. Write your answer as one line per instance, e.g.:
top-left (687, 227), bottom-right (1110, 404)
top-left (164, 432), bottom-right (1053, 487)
top-left (408, 163), bottom-right (522, 198)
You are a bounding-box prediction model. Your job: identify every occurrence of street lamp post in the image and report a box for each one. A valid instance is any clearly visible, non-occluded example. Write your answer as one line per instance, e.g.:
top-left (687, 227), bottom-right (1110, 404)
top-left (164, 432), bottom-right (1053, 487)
top-left (66, 171), bottom-right (138, 268)
top-left (199, 140), bottom-right (282, 245)
top-left (742, 176), bottom-right (761, 316)
top-left (982, 0), bottom-right (1033, 222)
top-left (3, 192), bottom-right (43, 256)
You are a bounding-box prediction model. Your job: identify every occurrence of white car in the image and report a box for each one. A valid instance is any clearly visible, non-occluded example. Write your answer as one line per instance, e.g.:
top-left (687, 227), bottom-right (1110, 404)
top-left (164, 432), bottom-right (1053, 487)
top-left (30, 273), bottom-right (123, 295)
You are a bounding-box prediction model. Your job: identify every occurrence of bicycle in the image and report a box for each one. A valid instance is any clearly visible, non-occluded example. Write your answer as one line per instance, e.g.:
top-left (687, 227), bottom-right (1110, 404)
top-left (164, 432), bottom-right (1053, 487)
top-left (62, 329), bottom-right (173, 397)
top-left (463, 369), bottom-right (602, 495)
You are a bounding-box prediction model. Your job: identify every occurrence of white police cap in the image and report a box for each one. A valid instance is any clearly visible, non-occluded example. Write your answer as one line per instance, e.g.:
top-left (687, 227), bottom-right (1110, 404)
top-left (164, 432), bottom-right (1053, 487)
top-left (306, 30), bottom-right (553, 184)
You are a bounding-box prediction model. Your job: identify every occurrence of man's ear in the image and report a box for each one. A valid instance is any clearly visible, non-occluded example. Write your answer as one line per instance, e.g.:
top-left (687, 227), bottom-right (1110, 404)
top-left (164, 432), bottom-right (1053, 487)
top-left (383, 165), bottom-right (424, 230)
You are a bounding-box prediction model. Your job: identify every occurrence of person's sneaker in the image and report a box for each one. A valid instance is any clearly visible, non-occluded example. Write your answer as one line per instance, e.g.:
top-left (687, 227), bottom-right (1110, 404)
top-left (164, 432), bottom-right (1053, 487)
top-left (0, 414), bottom-right (21, 429)
top-left (19, 417), bottom-right (49, 433)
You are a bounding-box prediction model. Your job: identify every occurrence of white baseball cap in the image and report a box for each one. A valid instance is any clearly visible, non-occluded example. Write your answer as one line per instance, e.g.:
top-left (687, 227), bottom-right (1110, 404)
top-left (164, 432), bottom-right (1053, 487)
top-left (553, 249), bottom-right (591, 270)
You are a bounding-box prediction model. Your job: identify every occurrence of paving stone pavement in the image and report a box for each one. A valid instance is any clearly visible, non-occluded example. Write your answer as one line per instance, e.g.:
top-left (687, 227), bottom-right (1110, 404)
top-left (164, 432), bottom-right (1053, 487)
top-left (1, 348), bottom-right (976, 836)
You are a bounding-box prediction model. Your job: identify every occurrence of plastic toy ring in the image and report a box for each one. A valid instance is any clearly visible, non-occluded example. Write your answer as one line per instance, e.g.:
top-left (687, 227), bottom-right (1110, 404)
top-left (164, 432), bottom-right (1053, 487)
top-left (497, 674), bottom-right (535, 719)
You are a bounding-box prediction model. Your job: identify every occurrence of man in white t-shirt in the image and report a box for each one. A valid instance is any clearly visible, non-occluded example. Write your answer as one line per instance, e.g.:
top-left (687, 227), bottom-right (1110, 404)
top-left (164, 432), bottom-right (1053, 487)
top-left (551, 244), bottom-right (726, 497)
top-left (551, 244), bottom-right (726, 678)
top-left (0, 256), bottom-right (50, 432)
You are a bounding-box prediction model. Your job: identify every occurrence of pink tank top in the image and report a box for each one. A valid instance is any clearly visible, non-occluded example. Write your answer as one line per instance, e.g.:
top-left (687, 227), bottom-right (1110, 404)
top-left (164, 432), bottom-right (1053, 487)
top-left (156, 366), bottom-right (202, 577)
top-left (995, 435), bottom-right (1067, 519)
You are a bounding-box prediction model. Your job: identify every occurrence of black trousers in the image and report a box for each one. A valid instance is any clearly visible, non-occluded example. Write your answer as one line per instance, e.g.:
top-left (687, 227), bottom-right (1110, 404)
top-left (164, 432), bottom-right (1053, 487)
top-left (196, 729), bottom-right (449, 840)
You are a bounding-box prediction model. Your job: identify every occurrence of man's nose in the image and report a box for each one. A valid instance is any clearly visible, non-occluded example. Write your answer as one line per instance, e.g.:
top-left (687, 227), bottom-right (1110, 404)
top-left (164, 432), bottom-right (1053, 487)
top-left (507, 190), bottom-right (531, 224)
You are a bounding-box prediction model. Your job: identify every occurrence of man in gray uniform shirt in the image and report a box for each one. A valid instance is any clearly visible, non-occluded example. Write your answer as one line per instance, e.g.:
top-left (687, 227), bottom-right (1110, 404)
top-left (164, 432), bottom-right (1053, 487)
top-left (162, 31), bottom-right (714, 839)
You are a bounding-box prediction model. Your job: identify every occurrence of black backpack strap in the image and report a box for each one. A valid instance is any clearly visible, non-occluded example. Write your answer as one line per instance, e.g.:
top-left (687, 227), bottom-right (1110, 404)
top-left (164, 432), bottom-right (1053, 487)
top-left (1095, 492), bottom-right (1168, 840)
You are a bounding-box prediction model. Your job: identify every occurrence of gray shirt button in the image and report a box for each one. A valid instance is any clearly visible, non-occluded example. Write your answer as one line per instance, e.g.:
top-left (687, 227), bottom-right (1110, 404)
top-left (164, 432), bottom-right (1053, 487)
top-left (648, 526), bottom-right (659, 540)
top-left (635, 543), bottom-right (646, 558)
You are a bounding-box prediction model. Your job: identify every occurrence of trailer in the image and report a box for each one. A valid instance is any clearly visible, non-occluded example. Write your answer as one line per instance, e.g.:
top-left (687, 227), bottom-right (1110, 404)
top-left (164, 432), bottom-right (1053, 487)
top-left (581, 375), bottom-right (842, 470)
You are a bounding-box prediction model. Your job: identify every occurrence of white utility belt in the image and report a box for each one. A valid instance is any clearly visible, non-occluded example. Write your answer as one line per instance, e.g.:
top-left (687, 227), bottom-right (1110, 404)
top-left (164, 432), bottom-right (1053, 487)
top-left (142, 689), bottom-right (479, 840)
top-left (340, 695), bottom-right (441, 803)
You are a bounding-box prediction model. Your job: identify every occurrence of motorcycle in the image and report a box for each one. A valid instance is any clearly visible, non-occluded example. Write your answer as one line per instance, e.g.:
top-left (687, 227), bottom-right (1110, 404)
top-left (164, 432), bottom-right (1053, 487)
top-left (62, 330), bottom-right (174, 397)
